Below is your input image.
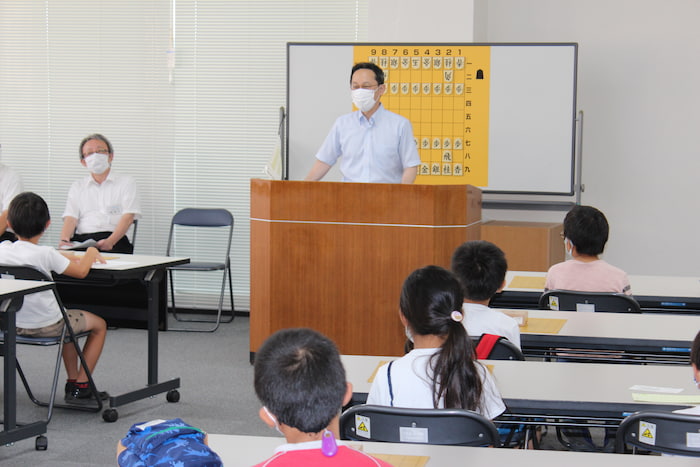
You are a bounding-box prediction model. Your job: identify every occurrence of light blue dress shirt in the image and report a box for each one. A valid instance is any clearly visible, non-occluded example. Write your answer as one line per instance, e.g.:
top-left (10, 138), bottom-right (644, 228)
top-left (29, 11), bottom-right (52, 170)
top-left (314, 105), bottom-right (421, 183)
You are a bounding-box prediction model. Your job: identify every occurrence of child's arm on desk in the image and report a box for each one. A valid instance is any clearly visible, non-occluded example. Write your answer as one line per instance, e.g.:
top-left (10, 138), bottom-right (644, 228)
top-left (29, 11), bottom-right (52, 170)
top-left (61, 247), bottom-right (106, 278)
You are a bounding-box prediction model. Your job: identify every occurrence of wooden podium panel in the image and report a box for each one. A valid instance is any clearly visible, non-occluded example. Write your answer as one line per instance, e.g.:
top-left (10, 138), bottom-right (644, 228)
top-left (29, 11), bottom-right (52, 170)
top-left (481, 220), bottom-right (565, 271)
top-left (250, 180), bottom-right (481, 357)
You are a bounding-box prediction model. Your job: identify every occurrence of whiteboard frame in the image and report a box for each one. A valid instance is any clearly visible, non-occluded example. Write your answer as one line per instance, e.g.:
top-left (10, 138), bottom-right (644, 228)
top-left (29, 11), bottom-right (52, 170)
top-left (286, 42), bottom-right (578, 196)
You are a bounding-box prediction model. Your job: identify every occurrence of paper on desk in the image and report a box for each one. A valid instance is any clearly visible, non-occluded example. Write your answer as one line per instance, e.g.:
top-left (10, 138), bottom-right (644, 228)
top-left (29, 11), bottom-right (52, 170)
top-left (91, 259), bottom-right (139, 268)
top-left (520, 317), bottom-right (567, 334)
top-left (508, 275), bottom-right (546, 289)
top-left (629, 385), bottom-right (684, 394)
top-left (632, 393), bottom-right (700, 404)
top-left (372, 454), bottom-right (429, 467)
top-left (368, 361), bottom-right (391, 383)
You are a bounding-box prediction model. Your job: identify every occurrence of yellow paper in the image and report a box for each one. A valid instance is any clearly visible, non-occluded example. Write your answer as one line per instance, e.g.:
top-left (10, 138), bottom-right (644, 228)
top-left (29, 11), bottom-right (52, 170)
top-left (373, 454), bottom-right (430, 467)
top-left (508, 275), bottom-right (546, 289)
top-left (632, 393), bottom-right (700, 404)
top-left (368, 361), bottom-right (391, 383)
top-left (520, 317), bottom-right (567, 334)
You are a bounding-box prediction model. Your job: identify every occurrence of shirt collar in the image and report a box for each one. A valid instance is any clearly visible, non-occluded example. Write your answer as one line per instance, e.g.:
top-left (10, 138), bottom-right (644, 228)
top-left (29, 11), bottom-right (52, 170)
top-left (356, 103), bottom-right (385, 125)
top-left (87, 170), bottom-right (114, 186)
top-left (273, 439), bottom-right (348, 454)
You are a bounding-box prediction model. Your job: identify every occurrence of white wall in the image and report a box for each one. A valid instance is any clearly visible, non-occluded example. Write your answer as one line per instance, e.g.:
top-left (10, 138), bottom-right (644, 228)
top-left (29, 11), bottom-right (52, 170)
top-left (369, 0), bottom-right (474, 42)
top-left (370, 0), bottom-right (700, 276)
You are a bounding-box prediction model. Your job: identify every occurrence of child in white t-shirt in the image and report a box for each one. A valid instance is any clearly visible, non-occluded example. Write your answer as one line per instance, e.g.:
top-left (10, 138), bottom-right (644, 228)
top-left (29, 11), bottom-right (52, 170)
top-left (451, 240), bottom-right (520, 348)
top-left (367, 266), bottom-right (505, 421)
top-left (0, 192), bottom-right (107, 405)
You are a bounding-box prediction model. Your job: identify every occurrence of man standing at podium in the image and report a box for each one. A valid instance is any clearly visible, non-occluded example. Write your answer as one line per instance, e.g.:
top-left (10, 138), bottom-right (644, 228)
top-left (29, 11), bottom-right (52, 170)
top-left (305, 62), bottom-right (420, 184)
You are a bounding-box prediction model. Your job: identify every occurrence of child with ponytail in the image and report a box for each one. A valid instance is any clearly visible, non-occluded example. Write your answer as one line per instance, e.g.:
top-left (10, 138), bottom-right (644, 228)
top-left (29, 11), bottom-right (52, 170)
top-left (367, 265), bottom-right (505, 420)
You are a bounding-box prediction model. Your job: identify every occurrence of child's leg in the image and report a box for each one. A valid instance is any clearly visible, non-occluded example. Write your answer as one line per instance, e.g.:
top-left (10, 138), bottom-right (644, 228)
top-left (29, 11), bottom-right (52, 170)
top-left (61, 309), bottom-right (107, 382)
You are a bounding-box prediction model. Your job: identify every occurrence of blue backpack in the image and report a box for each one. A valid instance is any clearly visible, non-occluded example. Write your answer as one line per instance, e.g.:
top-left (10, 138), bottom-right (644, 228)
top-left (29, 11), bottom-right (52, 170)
top-left (118, 418), bottom-right (223, 467)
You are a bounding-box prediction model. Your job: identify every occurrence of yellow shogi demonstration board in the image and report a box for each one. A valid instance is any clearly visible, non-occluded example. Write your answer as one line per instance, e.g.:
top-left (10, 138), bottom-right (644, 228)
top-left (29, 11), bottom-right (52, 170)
top-left (354, 45), bottom-right (490, 186)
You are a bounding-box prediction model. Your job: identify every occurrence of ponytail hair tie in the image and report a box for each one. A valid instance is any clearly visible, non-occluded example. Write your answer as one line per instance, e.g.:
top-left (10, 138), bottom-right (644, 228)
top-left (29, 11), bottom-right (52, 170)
top-left (450, 310), bottom-right (464, 322)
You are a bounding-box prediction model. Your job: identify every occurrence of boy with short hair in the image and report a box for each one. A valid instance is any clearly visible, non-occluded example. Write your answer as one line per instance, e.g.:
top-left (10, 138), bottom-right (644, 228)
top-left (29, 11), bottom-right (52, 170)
top-left (545, 205), bottom-right (631, 294)
top-left (0, 191), bottom-right (108, 404)
top-left (253, 328), bottom-right (392, 466)
top-left (451, 240), bottom-right (520, 348)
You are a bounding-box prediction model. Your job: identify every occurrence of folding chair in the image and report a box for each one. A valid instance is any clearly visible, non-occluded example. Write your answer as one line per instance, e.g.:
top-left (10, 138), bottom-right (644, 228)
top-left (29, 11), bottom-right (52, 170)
top-left (340, 404), bottom-right (500, 447)
top-left (539, 289), bottom-right (641, 313)
top-left (615, 411), bottom-right (700, 456)
top-left (166, 208), bottom-right (235, 332)
top-left (0, 265), bottom-right (103, 425)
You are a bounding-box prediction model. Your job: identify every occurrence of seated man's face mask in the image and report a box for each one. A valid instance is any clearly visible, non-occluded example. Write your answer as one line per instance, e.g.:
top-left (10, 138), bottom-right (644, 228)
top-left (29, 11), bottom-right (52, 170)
top-left (85, 153), bottom-right (111, 174)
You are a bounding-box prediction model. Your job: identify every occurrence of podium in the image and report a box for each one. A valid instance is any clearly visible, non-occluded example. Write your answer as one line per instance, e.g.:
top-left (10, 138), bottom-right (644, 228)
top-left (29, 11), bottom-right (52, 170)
top-left (250, 179), bottom-right (481, 357)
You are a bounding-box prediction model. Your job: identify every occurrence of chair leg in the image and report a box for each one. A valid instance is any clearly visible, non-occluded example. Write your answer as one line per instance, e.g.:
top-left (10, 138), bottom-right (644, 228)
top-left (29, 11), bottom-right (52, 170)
top-left (219, 265), bottom-right (235, 323)
top-left (169, 267), bottom-right (234, 332)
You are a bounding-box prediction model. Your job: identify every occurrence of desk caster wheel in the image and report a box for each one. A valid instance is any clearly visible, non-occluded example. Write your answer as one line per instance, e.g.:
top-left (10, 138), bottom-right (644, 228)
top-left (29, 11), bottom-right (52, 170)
top-left (166, 389), bottom-right (180, 403)
top-left (103, 408), bottom-right (119, 423)
top-left (35, 435), bottom-right (48, 451)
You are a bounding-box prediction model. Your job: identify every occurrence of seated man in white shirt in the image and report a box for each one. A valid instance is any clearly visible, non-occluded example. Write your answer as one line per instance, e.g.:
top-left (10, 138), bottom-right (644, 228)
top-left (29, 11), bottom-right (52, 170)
top-left (451, 240), bottom-right (521, 349)
top-left (59, 134), bottom-right (141, 254)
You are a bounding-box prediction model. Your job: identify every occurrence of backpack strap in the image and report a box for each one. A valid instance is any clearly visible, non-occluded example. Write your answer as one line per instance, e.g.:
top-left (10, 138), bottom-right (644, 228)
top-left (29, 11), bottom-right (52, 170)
top-left (475, 333), bottom-right (504, 359)
top-left (387, 361), bottom-right (395, 407)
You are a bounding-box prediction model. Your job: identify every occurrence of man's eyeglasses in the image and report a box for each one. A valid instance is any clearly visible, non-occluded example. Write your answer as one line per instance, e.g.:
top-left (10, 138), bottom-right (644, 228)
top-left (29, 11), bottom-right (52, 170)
top-left (350, 84), bottom-right (379, 90)
top-left (82, 149), bottom-right (110, 159)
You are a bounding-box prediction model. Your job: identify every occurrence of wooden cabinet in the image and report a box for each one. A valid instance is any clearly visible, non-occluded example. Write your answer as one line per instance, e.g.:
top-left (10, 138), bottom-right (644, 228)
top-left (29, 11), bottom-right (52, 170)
top-left (481, 221), bottom-right (564, 271)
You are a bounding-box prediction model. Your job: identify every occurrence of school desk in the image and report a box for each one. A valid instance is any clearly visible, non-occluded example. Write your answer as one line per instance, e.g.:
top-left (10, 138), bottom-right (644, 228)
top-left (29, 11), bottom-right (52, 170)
top-left (0, 278), bottom-right (55, 448)
top-left (493, 271), bottom-right (700, 313)
top-left (58, 254), bottom-right (189, 422)
top-left (341, 355), bottom-right (699, 424)
top-left (206, 433), bottom-right (700, 466)
top-left (519, 309), bottom-right (699, 363)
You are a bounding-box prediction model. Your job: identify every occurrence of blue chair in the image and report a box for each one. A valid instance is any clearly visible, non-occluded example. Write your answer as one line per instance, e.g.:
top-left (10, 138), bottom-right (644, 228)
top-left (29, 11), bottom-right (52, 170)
top-left (166, 208), bottom-right (235, 332)
top-left (616, 411), bottom-right (700, 456)
top-left (340, 404), bottom-right (500, 447)
top-left (539, 289), bottom-right (641, 313)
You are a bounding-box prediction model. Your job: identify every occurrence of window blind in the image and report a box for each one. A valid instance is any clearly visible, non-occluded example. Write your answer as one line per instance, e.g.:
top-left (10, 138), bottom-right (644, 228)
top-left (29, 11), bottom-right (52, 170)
top-left (0, 0), bottom-right (368, 311)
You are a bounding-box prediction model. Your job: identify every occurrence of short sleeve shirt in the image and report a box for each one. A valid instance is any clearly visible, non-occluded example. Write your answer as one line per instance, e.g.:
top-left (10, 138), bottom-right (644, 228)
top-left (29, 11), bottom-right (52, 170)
top-left (314, 105), bottom-right (421, 183)
top-left (0, 240), bottom-right (70, 328)
top-left (63, 171), bottom-right (141, 234)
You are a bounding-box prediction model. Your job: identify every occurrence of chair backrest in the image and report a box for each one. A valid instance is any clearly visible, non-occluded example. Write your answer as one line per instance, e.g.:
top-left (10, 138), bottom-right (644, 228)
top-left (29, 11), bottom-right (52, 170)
top-left (471, 335), bottom-right (525, 361)
top-left (171, 208), bottom-right (233, 228)
top-left (166, 208), bottom-right (234, 258)
top-left (339, 404), bottom-right (500, 447)
top-left (0, 264), bottom-right (52, 282)
top-left (615, 411), bottom-right (700, 456)
top-left (539, 289), bottom-right (641, 313)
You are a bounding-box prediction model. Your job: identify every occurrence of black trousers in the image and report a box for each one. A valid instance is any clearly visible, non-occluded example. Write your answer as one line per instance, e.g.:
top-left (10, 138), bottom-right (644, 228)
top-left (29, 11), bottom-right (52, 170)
top-left (71, 231), bottom-right (133, 254)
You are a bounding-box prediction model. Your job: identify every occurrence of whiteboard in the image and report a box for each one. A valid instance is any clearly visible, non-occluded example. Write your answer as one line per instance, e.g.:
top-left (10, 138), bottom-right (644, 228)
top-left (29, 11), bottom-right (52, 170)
top-left (286, 43), bottom-right (577, 195)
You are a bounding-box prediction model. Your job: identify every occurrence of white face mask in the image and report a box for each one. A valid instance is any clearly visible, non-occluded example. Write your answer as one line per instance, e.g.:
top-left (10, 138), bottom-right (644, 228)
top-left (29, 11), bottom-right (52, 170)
top-left (262, 406), bottom-right (284, 436)
top-left (351, 88), bottom-right (377, 113)
top-left (85, 153), bottom-right (110, 174)
top-left (564, 237), bottom-right (573, 257)
top-left (404, 326), bottom-right (414, 343)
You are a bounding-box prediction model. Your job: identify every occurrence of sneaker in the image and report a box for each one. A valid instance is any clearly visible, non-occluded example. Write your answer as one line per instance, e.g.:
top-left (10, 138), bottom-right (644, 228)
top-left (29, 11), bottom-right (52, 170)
top-left (64, 386), bottom-right (109, 405)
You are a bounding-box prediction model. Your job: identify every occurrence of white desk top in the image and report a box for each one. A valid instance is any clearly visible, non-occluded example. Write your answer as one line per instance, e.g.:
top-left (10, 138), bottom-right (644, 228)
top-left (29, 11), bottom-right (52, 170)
top-left (504, 270), bottom-right (700, 298)
top-left (0, 278), bottom-right (53, 297)
top-left (88, 253), bottom-right (189, 270)
top-left (342, 355), bottom-right (698, 416)
top-left (207, 433), bottom-right (700, 467)
top-left (520, 309), bottom-right (699, 345)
